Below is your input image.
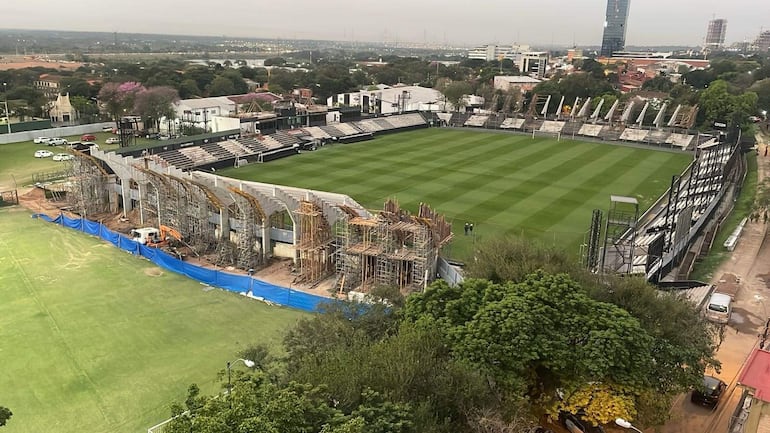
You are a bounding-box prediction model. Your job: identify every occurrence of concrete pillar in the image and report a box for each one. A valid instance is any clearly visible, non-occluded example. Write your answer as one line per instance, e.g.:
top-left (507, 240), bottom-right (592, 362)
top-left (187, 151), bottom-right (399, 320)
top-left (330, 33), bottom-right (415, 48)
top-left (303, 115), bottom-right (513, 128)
top-left (261, 219), bottom-right (270, 260)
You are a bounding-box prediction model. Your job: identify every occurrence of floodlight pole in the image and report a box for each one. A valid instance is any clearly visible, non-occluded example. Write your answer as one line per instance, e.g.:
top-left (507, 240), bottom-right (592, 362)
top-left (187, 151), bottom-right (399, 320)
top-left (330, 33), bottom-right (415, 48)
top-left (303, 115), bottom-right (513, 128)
top-left (2, 83), bottom-right (11, 134)
top-left (226, 358), bottom-right (255, 409)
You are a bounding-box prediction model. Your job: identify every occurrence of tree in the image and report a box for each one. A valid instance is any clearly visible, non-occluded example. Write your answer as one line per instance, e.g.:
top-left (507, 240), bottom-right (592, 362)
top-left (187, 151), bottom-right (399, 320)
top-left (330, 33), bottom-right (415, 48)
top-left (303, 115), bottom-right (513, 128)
top-left (264, 57), bottom-right (286, 67)
top-left (70, 95), bottom-right (100, 122)
top-left (748, 78), bottom-right (770, 112)
top-left (206, 76), bottom-right (236, 96)
top-left (0, 406), bottom-right (11, 427)
top-left (699, 80), bottom-right (734, 127)
top-left (133, 86), bottom-right (179, 132)
top-left (221, 69), bottom-right (249, 94)
top-left (97, 81), bottom-right (145, 125)
top-left (440, 81), bottom-right (473, 112)
top-left (178, 79), bottom-right (201, 99)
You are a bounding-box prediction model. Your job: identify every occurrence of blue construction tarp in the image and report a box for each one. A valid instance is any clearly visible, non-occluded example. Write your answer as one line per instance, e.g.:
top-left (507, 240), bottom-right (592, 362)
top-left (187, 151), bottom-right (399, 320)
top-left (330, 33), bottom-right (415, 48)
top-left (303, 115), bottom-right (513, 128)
top-left (32, 213), bottom-right (331, 312)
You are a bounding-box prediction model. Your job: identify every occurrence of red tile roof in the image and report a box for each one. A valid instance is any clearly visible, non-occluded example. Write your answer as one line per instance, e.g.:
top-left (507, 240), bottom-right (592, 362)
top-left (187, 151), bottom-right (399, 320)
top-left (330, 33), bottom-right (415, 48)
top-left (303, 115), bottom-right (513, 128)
top-left (738, 349), bottom-right (770, 403)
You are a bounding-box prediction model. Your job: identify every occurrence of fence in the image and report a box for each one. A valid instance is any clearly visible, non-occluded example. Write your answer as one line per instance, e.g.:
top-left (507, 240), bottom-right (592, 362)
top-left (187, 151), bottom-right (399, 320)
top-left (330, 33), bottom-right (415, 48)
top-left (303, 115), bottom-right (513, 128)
top-left (0, 190), bottom-right (18, 206)
top-left (437, 257), bottom-right (464, 286)
top-left (33, 213), bottom-right (331, 313)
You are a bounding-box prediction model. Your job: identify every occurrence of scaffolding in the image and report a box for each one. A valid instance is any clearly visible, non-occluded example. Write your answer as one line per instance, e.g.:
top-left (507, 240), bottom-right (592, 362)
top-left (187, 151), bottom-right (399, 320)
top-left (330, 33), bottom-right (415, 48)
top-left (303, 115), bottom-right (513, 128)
top-left (67, 152), bottom-right (112, 217)
top-left (227, 186), bottom-right (268, 270)
top-left (294, 200), bottom-right (334, 284)
top-left (337, 199), bottom-right (452, 293)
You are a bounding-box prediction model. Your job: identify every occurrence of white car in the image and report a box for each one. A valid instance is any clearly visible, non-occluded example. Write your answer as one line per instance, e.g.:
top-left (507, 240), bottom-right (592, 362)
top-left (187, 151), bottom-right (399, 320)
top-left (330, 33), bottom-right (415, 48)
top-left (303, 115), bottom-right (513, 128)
top-left (105, 137), bottom-right (120, 144)
top-left (47, 138), bottom-right (68, 146)
top-left (53, 153), bottom-right (74, 161)
top-left (34, 150), bottom-right (54, 158)
top-left (34, 137), bottom-right (51, 144)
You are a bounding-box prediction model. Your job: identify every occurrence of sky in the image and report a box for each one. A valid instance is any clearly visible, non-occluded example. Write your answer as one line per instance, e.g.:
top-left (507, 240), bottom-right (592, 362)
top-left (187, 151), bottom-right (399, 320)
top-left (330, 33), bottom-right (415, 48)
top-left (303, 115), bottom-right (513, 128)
top-left (4, 0), bottom-right (769, 48)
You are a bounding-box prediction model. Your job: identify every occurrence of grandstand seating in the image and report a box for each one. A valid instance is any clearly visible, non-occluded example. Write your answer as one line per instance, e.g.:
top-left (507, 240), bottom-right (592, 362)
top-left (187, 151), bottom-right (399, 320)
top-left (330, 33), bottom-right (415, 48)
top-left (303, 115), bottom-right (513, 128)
top-left (665, 133), bottom-right (695, 150)
top-left (523, 118), bottom-right (544, 131)
top-left (599, 126), bottom-right (625, 141)
top-left (272, 131), bottom-right (303, 147)
top-left (539, 121), bottom-right (566, 134)
top-left (220, 140), bottom-right (253, 157)
top-left (499, 118), bottom-right (526, 129)
top-left (464, 115), bottom-right (489, 127)
top-left (236, 137), bottom-right (269, 153)
top-left (354, 119), bottom-right (384, 133)
top-left (560, 121), bottom-right (583, 137)
top-left (180, 146), bottom-right (219, 166)
top-left (646, 130), bottom-right (670, 145)
top-left (200, 142), bottom-right (236, 160)
top-left (449, 112), bottom-right (471, 127)
top-left (301, 126), bottom-right (332, 139)
top-left (335, 123), bottom-right (362, 136)
top-left (578, 124), bottom-right (603, 137)
top-left (260, 135), bottom-right (284, 150)
top-left (619, 128), bottom-right (650, 142)
top-left (156, 149), bottom-right (195, 169)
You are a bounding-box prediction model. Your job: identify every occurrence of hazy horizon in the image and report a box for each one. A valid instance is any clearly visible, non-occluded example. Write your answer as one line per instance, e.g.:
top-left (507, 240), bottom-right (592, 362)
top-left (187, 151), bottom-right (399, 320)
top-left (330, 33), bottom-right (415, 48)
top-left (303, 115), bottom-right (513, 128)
top-left (4, 1), bottom-right (768, 47)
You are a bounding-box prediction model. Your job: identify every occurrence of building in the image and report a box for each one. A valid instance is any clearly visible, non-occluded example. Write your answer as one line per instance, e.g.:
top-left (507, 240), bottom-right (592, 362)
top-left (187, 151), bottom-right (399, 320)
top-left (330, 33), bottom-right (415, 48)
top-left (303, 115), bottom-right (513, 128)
top-left (518, 52), bottom-right (549, 78)
top-left (327, 85), bottom-right (451, 114)
top-left (467, 44), bottom-right (531, 61)
top-left (704, 18), bottom-right (727, 50)
top-left (34, 74), bottom-right (64, 100)
top-left (493, 76), bottom-right (542, 93)
top-left (600, 0), bottom-right (631, 57)
top-left (48, 93), bottom-right (77, 123)
top-left (736, 349), bottom-right (770, 432)
top-left (752, 30), bottom-right (770, 52)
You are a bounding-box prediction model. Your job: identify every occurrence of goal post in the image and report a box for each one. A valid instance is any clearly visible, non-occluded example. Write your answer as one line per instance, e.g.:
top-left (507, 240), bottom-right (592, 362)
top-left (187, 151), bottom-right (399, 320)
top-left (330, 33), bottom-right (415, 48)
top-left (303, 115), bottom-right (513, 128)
top-left (531, 129), bottom-right (561, 141)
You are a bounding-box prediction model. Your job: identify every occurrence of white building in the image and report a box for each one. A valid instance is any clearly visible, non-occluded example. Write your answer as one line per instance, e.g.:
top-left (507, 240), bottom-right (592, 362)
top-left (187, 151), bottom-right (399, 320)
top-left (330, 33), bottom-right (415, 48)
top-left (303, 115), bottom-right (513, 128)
top-left (493, 76), bottom-right (542, 93)
top-left (327, 85), bottom-right (454, 114)
top-left (467, 44), bottom-right (531, 61)
top-left (517, 52), bottom-right (549, 78)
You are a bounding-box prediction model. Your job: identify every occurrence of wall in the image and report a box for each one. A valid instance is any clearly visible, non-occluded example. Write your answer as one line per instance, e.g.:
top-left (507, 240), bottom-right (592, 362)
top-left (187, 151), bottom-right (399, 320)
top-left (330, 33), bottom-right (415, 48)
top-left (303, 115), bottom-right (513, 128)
top-left (0, 122), bottom-right (113, 144)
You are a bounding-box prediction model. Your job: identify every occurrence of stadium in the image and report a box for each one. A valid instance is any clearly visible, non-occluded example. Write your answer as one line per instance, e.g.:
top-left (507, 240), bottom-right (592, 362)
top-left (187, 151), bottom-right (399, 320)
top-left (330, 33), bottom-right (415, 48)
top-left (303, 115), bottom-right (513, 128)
top-left (42, 101), bottom-right (743, 296)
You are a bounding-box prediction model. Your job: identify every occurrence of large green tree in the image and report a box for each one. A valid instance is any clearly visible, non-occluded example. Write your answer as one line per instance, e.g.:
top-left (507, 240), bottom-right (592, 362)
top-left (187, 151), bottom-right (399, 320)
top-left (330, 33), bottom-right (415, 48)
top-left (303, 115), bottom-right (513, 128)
top-left (0, 406), bottom-right (11, 427)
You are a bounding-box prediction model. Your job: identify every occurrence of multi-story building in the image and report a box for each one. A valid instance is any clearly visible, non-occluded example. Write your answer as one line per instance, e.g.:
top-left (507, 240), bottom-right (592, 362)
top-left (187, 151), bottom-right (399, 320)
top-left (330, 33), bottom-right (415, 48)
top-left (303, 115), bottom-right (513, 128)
top-left (751, 30), bottom-right (770, 52)
top-left (34, 74), bottom-right (64, 100)
top-left (467, 44), bottom-right (531, 61)
top-left (704, 19), bottom-right (727, 50)
top-left (600, 0), bottom-right (631, 57)
top-left (518, 52), bottom-right (549, 78)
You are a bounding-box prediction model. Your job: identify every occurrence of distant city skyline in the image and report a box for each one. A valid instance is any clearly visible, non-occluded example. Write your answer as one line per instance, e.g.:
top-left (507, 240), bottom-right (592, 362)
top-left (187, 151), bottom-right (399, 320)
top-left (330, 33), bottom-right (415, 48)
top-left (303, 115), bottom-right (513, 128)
top-left (3, 1), bottom-right (769, 47)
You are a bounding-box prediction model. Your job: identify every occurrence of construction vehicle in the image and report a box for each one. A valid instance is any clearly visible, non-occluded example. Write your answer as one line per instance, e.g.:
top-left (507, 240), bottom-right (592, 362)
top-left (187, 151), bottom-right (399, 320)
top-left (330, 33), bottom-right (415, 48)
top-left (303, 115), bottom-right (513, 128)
top-left (130, 225), bottom-right (184, 248)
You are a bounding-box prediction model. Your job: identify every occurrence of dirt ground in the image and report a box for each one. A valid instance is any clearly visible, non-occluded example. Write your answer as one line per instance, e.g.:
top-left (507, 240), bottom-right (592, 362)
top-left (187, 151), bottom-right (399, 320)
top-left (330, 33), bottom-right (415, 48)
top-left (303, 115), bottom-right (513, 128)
top-left (0, 58), bottom-right (83, 71)
top-left (655, 135), bottom-right (770, 433)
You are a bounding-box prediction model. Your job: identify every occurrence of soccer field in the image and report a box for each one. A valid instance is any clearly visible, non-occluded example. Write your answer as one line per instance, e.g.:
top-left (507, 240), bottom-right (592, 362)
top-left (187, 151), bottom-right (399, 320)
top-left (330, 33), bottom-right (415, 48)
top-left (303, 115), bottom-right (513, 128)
top-left (0, 206), bottom-right (305, 433)
top-left (221, 129), bottom-right (692, 258)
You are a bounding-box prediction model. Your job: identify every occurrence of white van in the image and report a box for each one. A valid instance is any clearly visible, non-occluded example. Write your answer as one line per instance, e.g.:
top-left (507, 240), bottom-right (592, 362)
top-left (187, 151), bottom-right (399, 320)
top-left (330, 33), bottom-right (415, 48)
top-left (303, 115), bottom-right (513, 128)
top-left (705, 293), bottom-right (732, 324)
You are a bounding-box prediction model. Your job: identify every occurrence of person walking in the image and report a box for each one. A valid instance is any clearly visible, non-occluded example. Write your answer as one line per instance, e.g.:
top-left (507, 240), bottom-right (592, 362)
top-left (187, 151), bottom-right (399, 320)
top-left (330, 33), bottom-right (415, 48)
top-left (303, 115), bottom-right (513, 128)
top-left (464, 222), bottom-right (469, 236)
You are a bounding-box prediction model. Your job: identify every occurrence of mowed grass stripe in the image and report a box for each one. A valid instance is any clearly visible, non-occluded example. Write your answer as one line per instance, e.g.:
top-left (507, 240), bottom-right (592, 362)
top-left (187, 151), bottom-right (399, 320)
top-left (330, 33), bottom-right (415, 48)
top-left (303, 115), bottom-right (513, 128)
top-left (220, 129), bottom-right (691, 259)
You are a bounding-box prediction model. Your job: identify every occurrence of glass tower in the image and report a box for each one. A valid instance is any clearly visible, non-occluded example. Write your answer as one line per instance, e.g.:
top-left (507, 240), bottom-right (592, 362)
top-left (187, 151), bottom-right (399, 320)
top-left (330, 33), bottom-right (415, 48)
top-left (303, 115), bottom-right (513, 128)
top-left (601, 0), bottom-right (630, 57)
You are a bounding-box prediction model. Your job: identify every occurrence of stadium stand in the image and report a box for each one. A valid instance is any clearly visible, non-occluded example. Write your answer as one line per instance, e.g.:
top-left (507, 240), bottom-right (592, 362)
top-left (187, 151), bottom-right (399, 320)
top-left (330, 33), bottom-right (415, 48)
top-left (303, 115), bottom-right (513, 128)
top-left (600, 125), bottom-right (625, 141)
top-left (523, 118), bottom-right (544, 131)
top-left (450, 112), bottom-right (471, 127)
top-left (619, 128), bottom-right (650, 142)
top-left (665, 133), bottom-right (695, 150)
top-left (539, 121), bottom-right (566, 133)
top-left (646, 130), bottom-right (670, 145)
top-left (200, 142), bottom-right (236, 160)
top-left (156, 150), bottom-right (195, 169)
top-left (272, 131), bottom-right (303, 147)
top-left (301, 126), bottom-right (333, 140)
top-left (335, 123), bottom-right (363, 136)
top-left (236, 137), bottom-right (269, 153)
top-left (180, 146), bottom-right (219, 166)
top-left (560, 121), bottom-right (584, 137)
top-left (500, 118), bottom-right (526, 129)
top-left (578, 124), bottom-right (604, 137)
top-left (464, 115), bottom-right (489, 127)
top-left (355, 119), bottom-right (384, 133)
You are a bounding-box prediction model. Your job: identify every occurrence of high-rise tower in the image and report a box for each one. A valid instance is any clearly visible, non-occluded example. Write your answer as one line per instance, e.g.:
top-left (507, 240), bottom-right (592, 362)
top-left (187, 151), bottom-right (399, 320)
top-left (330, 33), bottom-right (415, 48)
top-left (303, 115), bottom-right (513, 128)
top-left (704, 19), bottom-right (727, 50)
top-left (600, 0), bottom-right (631, 57)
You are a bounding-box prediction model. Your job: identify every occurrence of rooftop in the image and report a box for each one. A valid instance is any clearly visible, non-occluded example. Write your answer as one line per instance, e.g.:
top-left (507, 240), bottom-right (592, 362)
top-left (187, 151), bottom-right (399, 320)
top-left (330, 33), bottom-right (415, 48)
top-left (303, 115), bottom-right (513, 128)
top-left (738, 349), bottom-right (770, 403)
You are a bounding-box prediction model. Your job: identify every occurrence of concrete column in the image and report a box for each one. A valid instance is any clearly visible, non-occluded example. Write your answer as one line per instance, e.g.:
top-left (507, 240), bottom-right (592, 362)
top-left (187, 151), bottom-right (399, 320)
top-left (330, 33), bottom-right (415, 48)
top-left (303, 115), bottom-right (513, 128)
top-left (261, 219), bottom-right (270, 261)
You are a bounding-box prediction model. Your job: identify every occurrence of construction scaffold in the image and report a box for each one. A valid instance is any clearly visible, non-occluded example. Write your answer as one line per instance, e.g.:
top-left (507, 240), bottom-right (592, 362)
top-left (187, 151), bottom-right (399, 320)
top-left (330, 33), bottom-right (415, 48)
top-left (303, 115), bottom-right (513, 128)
top-left (336, 199), bottom-right (452, 293)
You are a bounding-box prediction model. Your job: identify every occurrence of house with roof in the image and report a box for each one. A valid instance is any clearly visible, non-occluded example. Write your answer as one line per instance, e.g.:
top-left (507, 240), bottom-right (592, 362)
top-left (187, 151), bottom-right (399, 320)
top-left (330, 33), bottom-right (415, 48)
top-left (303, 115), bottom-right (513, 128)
top-left (736, 348), bottom-right (770, 432)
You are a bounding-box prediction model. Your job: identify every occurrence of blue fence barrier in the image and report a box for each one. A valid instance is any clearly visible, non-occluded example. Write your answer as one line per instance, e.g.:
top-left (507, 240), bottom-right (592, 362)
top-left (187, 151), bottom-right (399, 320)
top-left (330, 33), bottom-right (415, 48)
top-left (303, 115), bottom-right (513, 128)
top-left (32, 213), bottom-right (330, 312)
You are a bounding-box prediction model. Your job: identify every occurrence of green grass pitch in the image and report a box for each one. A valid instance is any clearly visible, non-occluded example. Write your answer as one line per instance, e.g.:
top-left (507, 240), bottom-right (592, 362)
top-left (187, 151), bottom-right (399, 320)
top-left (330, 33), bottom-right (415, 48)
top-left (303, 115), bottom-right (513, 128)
top-left (0, 206), bottom-right (305, 433)
top-left (221, 128), bottom-right (692, 259)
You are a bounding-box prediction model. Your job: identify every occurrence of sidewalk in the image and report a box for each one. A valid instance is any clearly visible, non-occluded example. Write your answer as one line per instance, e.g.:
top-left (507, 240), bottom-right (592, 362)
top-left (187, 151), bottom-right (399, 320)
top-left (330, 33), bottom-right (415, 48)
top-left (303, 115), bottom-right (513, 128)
top-left (658, 134), bottom-right (770, 433)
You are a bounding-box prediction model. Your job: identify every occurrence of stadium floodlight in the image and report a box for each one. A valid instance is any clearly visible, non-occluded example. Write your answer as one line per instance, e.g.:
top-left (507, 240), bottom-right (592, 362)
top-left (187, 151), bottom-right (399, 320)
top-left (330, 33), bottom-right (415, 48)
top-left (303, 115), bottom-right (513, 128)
top-left (226, 358), bottom-right (256, 407)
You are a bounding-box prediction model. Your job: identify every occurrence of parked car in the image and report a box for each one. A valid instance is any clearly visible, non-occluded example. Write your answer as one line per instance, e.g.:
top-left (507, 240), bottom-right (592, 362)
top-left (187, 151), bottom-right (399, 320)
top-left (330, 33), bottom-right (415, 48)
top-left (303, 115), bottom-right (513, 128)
top-left (105, 137), bottom-right (120, 144)
top-left (53, 153), bottom-right (74, 161)
top-left (33, 137), bottom-right (51, 144)
top-left (81, 134), bottom-right (96, 142)
top-left (34, 150), bottom-right (54, 158)
top-left (691, 375), bottom-right (727, 408)
top-left (102, 125), bottom-right (115, 132)
top-left (47, 137), bottom-right (68, 146)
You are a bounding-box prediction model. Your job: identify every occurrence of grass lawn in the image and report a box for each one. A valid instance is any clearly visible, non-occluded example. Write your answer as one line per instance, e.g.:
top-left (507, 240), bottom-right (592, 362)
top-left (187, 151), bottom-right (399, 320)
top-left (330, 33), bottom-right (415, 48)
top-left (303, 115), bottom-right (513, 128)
top-left (0, 206), bottom-right (305, 433)
top-left (221, 129), bottom-right (693, 260)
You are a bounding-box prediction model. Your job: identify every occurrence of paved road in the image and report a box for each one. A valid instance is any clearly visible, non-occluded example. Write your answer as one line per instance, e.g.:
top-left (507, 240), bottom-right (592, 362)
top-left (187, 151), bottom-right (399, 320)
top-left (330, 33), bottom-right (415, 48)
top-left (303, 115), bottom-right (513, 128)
top-left (657, 135), bottom-right (770, 433)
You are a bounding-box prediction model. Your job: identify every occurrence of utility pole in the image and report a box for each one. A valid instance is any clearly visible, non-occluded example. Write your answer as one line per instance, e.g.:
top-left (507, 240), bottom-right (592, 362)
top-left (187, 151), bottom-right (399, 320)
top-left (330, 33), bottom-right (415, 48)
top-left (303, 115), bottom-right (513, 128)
top-left (2, 83), bottom-right (11, 134)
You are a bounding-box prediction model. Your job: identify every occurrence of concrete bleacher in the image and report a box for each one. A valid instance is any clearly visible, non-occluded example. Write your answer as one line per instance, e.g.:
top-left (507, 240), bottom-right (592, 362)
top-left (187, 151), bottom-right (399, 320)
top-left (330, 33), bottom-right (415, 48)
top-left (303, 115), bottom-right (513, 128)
top-left (157, 149), bottom-right (195, 169)
top-left (200, 142), bottom-right (236, 160)
top-left (665, 133), bottom-right (695, 150)
top-left (646, 130), bottom-right (670, 144)
top-left (523, 118), bottom-right (544, 131)
top-left (464, 115), bottom-right (489, 127)
top-left (354, 119), bottom-right (384, 133)
top-left (500, 118), bottom-right (526, 129)
top-left (560, 121), bottom-right (583, 136)
top-left (335, 123), bottom-right (362, 136)
top-left (237, 137), bottom-right (269, 153)
top-left (260, 135), bottom-right (284, 150)
top-left (539, 121), bottom-right (566, 133)
top-left (450, 112), bottom-right (471, 127)
top-left (180, 146), bottom-right (219, 166)
top-left (619, 128), bottom-right (650, 142)
top-left (600, 126), bottom-right (625, 141)
top-left (319, 125), bottom-right (344, 137)
top-left (301, 126), bottom-right (332, 140)
top-left (387, 113), bottom-right (426, 128)
top-left (272, 131), bottom-right (302, 147)
top-left (578, 124), bottom-right (604, 137)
